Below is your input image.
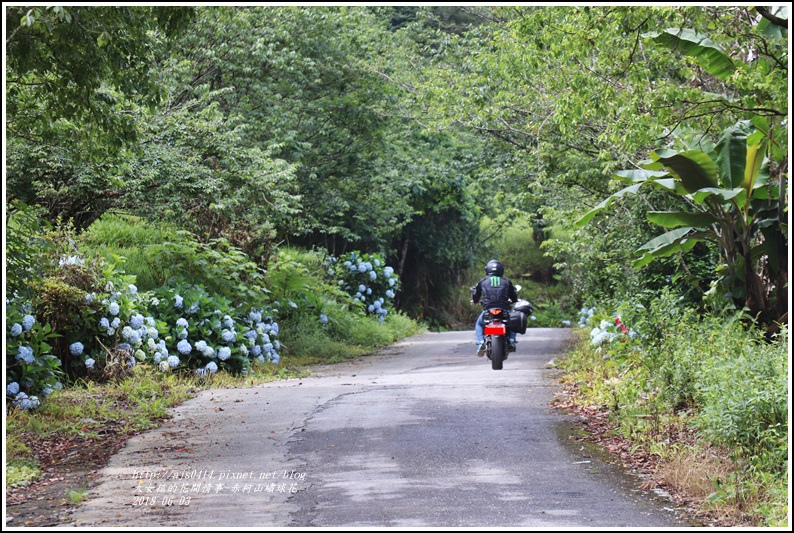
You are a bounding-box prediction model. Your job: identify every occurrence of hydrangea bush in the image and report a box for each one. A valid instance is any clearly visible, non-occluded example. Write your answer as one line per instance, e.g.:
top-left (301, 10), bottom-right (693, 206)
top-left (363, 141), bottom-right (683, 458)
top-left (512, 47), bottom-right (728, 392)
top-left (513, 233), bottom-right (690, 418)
top-left (5, 301), bottom-right (62, 410)
top-left (579, 305), bottom-right (638, 349)
top-left (146, 284), bottom-right (281, 376)
top-left (324, 251), bottom-right (399, 322)
top-left (5, 209), bottom-right (289, 411)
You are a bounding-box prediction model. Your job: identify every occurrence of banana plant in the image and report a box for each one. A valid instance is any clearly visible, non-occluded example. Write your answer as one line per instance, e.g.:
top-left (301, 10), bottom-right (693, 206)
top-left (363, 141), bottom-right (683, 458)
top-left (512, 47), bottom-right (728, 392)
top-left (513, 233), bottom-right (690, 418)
top-left (576, 119), bottom-right (786, 321)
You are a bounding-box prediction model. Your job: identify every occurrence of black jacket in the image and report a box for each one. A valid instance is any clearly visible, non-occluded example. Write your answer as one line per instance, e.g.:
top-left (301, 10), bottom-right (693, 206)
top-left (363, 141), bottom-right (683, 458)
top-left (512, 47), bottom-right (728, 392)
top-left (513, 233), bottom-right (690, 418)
top-left (472, 276), bottom-right (517, 310)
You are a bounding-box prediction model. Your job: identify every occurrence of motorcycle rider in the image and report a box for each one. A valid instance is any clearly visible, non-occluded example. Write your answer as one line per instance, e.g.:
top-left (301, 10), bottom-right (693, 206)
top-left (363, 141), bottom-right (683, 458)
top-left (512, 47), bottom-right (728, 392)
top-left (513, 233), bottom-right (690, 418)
top-left (471, 259), bottom-right (518, 357)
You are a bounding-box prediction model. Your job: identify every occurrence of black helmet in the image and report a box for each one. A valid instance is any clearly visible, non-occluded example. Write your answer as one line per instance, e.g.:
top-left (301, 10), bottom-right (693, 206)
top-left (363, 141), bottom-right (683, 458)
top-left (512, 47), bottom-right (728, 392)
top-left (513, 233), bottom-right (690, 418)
top-left (485, 259), bottom-right (504, 277)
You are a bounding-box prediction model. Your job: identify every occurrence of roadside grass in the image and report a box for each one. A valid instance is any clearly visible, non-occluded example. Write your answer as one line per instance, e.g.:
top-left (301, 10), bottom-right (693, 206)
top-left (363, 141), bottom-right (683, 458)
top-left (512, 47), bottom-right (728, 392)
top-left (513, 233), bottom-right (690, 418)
top-left (555, 327), bottom-right (789, 527)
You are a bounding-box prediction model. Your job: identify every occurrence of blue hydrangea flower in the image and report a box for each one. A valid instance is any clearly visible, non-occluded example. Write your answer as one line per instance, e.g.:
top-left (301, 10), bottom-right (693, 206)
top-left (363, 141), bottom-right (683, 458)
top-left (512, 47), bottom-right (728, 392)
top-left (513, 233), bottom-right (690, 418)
top-left (130, 314), bottom-right (144, 329)
top-left (386, 290), bottom-right (394, 298)
top-left (271, 323), bottom-right (279, 335)
top-left (100, 317), bottom-right (110, 329)
top-left (177, 339), bottom-right (192, 355)
top-left (22, 314), bottom-right (35, 331)
top-left (320, 314), bottom-right (328, 325)
top-left (248, 310), bottom-right (262, 323)
top-left (366, 288), bottom-right (372, 295)
top-left (109, 302), bottom-right (120, 316)
top-left (13, 392), bottom-right (40, 410)
top-left (167, 355), bottom-right (180, 368)
top-left (111, 317), bottom-right (121, 328)
top-left (188, 302), bottom-right (199, 314)
top-left (128, 284), bottom-right (137, 294)
top-left (223, 315), bottom-right (234, 329)
top-left (147, 327), bottom-right (158, 339)
top-left (368, 304), bottom-right (375, 313)
top-left (17, 346), bottom-right (35, 364)
top-left (358, 264), bottom-right (367, 273)
top-left (374, 259), bottom-right (381, 267)
top-left (178, 329), bottom-right (188, 339)
top-left (206, 362), bottom-right (218, 374)
top-left (358, 284), bottom-right (366, 292)
top-left (174, 294), bottom-right (183, 308)
top-left (7, 382), bottom-right (20, 396)
top-left (389, 278), bottom-right (396, 287)
top-left (384, 266), bottom-right (394, 277)
top-left (218, 347), bottom-right (231, 361)
top-left (273, 340), bottom-right (280, 351)
top-left (11, 323), bottom-right (22, 336)
top-left (195, 340), bottom-right (208, 352)
top-left (271, 353), bottom-right (280, 364)
top-left (176, 317), bottom-right (189, 329)
top-left (145, 316), bottom-right (156, 327)
top-left (240, 345), bottom-right (249, 356)
top-left (85, 358), bottom-right (96, 369)
top-left (244, 330), bottom-right (258, 340)
top-left (251, 345), bottom-right (262, 356)
top-left (221, 329), bottom-right (236, 343)
top-left (69, 342), bottom-right (84, 355)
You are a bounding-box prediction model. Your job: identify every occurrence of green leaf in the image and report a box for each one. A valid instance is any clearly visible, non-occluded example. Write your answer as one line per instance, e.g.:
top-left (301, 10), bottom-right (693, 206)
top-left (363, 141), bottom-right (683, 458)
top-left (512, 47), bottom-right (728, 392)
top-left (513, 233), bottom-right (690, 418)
top-left (633, 227), bottom-right (707, 268)
top-left (690, 187), bottom-right (745, 206)
top-left (646, 211), bottom-right (718, 229)
top-left (574, 183), bottom-right (642, 228)
top-left (642, 27), bottom-right (736, 79)
top-left (651, 149), bottom-right (719, 193)
top-left (637, 227), bottom-right (698, 252)
top-left (613, 169), bottom-right (668, 183)
top-left (714, 121), bottom-right (750, 189)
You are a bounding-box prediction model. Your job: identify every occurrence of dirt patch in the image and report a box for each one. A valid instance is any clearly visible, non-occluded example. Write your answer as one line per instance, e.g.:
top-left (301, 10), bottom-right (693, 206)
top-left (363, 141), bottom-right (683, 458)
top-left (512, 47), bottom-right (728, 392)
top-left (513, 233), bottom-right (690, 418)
top-left (5, 427), bottom-right (139, 527)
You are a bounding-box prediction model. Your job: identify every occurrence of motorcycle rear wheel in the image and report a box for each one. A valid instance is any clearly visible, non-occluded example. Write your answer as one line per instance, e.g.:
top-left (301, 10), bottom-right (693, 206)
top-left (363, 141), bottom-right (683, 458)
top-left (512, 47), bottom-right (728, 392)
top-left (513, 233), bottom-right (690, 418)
top-left (490, 336), bottom-right (505, 370)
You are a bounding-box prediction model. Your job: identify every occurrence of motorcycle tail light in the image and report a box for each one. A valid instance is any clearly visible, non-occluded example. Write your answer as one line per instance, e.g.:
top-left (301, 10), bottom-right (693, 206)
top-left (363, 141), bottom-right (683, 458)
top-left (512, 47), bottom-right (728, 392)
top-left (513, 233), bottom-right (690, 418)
top-left (484, 323), bottom-right (506, 335)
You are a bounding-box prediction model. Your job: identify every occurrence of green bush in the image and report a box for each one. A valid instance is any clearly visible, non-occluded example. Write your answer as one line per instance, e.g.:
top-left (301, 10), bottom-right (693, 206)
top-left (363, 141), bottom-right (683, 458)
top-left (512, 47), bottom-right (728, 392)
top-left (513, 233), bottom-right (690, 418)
top-left (324, 250), bottom-right (400, 321)
top-left (570, 291), bottom-right (788, 524)
top-left (79, 213), bottom-right (179, 291)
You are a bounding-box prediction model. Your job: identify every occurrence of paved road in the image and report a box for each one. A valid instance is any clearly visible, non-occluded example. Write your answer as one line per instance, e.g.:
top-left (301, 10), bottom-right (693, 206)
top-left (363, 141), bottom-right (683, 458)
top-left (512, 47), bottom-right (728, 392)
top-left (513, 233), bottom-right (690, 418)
top-left (67, 329), bottom-right (692, 528)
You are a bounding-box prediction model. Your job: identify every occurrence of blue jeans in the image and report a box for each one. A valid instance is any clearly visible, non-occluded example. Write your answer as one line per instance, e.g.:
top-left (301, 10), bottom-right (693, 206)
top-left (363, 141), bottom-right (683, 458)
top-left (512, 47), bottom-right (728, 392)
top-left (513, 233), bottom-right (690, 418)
top-left (475, 310), bottom-right (517, 345)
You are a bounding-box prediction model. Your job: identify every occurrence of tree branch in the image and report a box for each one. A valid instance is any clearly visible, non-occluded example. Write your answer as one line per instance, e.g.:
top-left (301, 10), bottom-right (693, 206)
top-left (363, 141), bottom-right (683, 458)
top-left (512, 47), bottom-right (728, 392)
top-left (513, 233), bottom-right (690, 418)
top-left (755, 6), bottom-right (789, 28)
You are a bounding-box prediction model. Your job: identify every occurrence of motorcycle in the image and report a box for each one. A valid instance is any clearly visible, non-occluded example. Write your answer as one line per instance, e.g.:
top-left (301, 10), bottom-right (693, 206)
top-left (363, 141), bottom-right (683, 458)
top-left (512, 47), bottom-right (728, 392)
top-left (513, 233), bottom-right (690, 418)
top-left (471, 285), bottom-right (533, 370)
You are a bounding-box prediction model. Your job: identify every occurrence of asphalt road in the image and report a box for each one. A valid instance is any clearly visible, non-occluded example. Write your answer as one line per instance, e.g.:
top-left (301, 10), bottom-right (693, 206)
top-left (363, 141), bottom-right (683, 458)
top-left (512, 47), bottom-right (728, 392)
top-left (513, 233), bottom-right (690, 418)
top-left (67, 329), bottom-right (692, 528)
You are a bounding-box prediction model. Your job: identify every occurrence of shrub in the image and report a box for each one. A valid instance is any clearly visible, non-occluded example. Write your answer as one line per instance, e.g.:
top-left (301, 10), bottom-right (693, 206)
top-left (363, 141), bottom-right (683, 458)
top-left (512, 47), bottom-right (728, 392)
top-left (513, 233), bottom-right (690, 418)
top-left (324, 250), bottom-right (400, 321)
top-left (145, 284), bottom-right (281, 375)
top-left (5, 301), bottom-right (62, 409)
